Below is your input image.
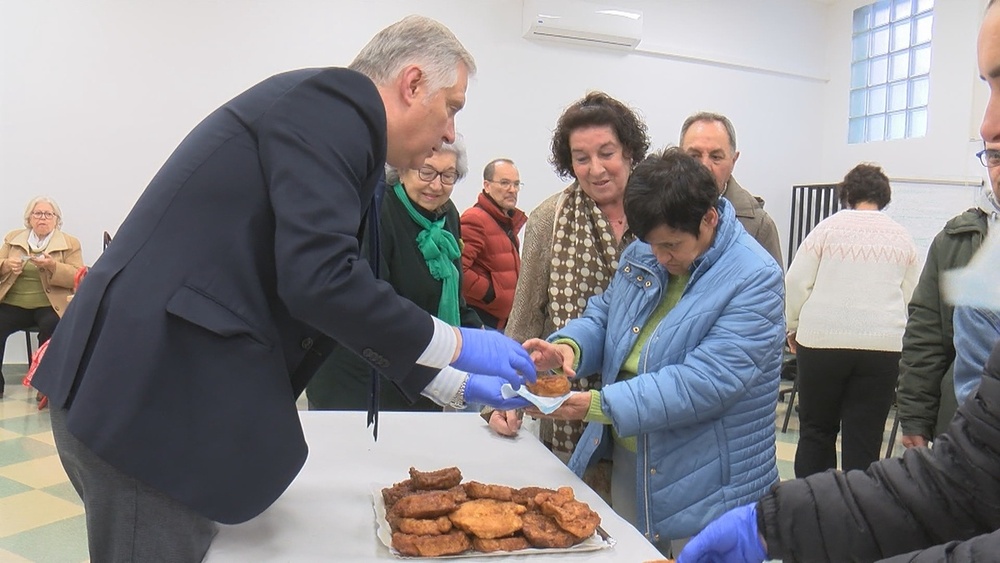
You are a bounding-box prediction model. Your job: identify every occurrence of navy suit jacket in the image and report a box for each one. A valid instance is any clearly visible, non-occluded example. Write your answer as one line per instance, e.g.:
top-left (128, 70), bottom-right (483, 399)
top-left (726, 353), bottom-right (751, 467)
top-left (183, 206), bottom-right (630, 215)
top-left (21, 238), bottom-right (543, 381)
top-left (32, 68), bottom-right (441, 524)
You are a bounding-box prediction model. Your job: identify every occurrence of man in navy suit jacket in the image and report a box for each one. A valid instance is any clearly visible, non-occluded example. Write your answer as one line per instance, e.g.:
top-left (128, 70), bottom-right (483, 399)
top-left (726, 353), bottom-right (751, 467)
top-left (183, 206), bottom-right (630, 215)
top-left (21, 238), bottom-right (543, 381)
top-left (32, 15), bottom-right (534, 561)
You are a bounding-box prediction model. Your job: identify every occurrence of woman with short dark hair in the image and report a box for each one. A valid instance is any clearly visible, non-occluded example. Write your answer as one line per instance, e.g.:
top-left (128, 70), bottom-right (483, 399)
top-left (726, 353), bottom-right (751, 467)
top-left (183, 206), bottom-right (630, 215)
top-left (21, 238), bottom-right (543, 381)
top-left (785, 163), bottom-right (920, 477)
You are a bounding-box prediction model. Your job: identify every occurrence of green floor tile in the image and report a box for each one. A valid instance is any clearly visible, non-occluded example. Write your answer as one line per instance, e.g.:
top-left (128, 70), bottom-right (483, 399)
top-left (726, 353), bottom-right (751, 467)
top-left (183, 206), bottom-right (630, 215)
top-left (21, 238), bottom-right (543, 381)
top-left (0, 514), bottom-right (88, 563)
top-left (0, 474), bottom-right (32, 499)
top-left (0, 412), bottom-right (53, 436)
top-left (40, 481), bottom-right (83, 506)
top-left (0, 436), bottom-right (55, 467)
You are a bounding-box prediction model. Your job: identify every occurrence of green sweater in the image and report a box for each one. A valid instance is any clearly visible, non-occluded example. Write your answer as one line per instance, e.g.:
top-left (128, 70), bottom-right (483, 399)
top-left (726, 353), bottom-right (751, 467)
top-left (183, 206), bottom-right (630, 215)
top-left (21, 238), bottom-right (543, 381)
top-left (571, 272), bottom-right (690, 452)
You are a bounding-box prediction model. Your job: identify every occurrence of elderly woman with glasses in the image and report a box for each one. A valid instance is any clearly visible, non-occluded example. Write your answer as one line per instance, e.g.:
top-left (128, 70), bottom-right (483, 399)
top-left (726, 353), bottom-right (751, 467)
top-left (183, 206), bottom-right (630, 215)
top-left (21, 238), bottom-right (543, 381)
top-left (307, 137), bottom-right (483, 411)
top-left (0, 196), bottom-right (83, 398)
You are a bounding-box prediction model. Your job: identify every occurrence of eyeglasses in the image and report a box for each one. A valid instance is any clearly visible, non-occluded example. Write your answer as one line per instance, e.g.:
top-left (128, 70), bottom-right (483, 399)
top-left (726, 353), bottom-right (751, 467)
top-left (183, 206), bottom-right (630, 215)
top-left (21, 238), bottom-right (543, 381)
top-left (31, 211), bottom-right (57, 219)
top-left (417, 166), bottom-right (459, 186)
top-left (488, 179), bottom-right (524, 189)
top-left (977, 149), bottom-right (1000, 168)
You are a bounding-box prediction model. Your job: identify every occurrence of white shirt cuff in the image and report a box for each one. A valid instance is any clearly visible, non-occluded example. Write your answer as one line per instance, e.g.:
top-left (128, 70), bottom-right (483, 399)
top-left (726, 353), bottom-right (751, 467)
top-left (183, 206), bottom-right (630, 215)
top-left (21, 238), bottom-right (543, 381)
top-left (416, 316), bottom-right (458, 369)
top-left (421, 366), bottom-right (468, 406)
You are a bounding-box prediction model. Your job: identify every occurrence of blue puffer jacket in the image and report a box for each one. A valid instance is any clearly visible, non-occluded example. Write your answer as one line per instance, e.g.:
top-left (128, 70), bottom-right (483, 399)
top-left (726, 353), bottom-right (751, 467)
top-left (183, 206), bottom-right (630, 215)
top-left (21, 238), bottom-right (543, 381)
top-left (553, 198), bottom-right (784, 543)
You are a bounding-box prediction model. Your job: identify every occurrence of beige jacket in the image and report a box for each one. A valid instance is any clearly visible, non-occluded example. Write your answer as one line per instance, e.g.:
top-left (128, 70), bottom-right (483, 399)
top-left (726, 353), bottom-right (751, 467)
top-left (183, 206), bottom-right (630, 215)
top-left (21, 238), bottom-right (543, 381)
top-left (0, 228), bottom-right (84, 315)
top-left (725, 177), bottom-right (783, 268)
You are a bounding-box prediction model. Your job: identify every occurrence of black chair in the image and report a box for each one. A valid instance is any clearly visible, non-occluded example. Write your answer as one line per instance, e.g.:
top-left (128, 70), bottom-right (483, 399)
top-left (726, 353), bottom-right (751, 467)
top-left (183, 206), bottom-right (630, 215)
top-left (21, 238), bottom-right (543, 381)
top-left (23, 325), bottom-right (40, 360)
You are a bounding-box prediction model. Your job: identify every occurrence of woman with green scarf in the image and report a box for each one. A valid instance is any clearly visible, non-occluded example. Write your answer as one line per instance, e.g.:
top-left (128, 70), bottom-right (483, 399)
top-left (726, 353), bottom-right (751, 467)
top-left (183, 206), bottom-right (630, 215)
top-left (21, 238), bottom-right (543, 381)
top-left (307, 138), bottom-right (483, 411)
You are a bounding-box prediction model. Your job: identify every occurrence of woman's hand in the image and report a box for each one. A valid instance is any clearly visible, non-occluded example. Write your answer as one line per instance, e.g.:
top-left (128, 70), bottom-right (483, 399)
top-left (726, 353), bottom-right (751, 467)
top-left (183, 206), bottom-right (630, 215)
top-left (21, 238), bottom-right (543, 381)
top-left (525, 391), bottom-right (591, 421)
top-left (488, 409), bottom-right (522, 437)
top-left (522, 339), bottom-right (576, 377)
top-left (3, 256), bottom-right (24, 276)
top-left (29, 253), bottom-right (56, 273)
top-left (785, 332), bottom-right (798, 354)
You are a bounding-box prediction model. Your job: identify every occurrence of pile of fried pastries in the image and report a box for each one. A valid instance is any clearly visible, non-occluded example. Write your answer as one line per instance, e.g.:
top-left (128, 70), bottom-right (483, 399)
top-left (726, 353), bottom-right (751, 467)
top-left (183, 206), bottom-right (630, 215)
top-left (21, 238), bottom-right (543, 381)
top-left (382, 466), bottom-right (602, 557)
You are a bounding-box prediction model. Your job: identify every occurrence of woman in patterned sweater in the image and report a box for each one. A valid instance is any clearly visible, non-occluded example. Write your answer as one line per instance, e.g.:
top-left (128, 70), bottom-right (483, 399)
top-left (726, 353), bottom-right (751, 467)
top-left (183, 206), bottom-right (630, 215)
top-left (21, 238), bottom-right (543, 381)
top-left (785, 163), bottom-right (920, 477)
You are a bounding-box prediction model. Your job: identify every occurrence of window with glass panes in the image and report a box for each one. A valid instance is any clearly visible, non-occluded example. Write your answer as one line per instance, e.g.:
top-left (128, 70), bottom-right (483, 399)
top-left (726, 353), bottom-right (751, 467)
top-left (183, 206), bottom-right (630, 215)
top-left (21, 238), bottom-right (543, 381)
top-left (848, 0), bottom-right (933, 144)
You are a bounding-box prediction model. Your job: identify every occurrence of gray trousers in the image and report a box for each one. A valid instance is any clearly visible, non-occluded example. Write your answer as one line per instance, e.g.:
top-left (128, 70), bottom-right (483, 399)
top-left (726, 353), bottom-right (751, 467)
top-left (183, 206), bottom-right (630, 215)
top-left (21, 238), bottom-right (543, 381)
top-left (50, 408), bottom-right (217, 562)
top-left (611, 443), bottom-right (688, 558)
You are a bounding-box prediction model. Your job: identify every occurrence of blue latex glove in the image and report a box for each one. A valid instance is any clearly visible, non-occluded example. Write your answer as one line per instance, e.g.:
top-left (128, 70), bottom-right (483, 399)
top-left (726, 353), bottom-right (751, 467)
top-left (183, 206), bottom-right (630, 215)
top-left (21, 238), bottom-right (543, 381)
top-left (454, 328), bottom-right (537, 387)
top-left (677, 505), bottom-right (767, 563)
top-left (465, 374), bottom-right (533, 410)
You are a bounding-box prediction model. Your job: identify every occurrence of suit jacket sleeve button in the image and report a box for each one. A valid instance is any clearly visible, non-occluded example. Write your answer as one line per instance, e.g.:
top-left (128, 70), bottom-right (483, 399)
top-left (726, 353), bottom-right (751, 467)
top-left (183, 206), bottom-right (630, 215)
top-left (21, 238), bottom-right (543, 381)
top-left (301, 337), bottom-right (314, 350)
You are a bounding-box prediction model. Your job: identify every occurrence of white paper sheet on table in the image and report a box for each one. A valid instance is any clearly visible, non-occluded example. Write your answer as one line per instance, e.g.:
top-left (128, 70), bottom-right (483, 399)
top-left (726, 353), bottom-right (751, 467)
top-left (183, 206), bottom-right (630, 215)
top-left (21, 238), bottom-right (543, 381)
top-left (371, 485), bottom-right (615, 559)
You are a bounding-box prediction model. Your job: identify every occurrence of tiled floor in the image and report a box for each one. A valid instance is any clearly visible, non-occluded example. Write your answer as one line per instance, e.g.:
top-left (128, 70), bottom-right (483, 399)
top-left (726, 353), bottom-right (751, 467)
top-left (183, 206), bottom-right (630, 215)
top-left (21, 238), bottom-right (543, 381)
top-left (0, 368), bottom-right (902, 562)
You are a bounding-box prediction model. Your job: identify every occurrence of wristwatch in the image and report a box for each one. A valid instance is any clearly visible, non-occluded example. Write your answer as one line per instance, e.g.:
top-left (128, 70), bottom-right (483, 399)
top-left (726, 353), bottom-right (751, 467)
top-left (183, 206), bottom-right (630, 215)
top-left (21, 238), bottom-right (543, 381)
top-left (448, 374), bottom-right (469, 410)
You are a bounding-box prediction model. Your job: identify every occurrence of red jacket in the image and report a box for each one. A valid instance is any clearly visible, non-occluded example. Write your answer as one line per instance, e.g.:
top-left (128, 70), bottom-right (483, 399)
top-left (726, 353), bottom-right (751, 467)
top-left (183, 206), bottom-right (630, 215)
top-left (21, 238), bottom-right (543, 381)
top-left (460, 192), bottom-right (527, 329)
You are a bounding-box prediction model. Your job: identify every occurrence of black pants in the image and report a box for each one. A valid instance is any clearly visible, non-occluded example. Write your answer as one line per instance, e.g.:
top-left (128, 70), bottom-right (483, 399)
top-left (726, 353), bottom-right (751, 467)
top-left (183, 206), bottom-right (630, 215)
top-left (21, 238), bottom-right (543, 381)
top-left (0, 303), bottom-right (60, 394)
top-left (794, 345), bottom-right (899, 478)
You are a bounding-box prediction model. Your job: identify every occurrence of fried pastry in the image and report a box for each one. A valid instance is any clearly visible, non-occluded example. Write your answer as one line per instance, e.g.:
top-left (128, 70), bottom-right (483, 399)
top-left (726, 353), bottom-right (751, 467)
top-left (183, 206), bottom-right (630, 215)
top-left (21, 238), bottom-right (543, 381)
top-left (513, 486), bottom-right (556, 508)
top-left (396, 516), bottom-right (453, 536)
top-left (464, 480), bottom-right (515, 502)
top-left (521, 512), bottom-right (581, 548)
top-left (391, 530), bottom-right (471, 557)
top-left (409, 466), bottom-right (463, 490)
top-left (472, 535), bottom-right (531, 552)
top-left (393, 490), bottom-right (460, 519)
top-left (381, 479), bottom-right (415, 509)
top-left (527, 373), bottom-right (571, 397)
top-left (537, 487), bottom-right (601, 539)
top-left (449, 499), bottom-right (527, 539)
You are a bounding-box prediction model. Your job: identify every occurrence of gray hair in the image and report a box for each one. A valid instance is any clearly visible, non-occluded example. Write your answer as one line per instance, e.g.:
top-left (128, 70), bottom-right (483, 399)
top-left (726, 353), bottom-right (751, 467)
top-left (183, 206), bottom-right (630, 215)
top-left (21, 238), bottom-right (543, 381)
top-left (23, 196), bottom-right (64, 229)
top-left (349, 15), bottom-right (477, 94)
top-left (680, 112), bottom-right (738, 153)
top-left (386, 133), bottom-right (469, 185)
top-left (483, 158), bottom-right (516, 181)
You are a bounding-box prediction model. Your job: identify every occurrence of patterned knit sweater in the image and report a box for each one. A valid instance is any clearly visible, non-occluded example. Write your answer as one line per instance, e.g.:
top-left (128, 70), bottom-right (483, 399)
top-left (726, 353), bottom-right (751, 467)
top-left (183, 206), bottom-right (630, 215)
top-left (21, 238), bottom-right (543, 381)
top-left (786, 209), bottom-right (920, 351)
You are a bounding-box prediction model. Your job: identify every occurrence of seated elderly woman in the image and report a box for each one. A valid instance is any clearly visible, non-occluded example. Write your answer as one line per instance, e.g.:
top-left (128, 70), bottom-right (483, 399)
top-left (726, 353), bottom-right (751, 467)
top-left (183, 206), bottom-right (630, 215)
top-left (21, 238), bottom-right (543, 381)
top-left (523, 148), bottom-right (784, 557)
top-left (307, 138), bottom-right (483, 411)
top-left (0, 196), bottom-right (83, 398)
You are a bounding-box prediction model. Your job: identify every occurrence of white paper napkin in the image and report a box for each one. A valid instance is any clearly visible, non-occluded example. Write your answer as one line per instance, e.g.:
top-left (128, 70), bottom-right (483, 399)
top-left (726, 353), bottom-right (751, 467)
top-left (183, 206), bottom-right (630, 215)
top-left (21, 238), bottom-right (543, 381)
top-left (500, 383), bottom-right (572, 415)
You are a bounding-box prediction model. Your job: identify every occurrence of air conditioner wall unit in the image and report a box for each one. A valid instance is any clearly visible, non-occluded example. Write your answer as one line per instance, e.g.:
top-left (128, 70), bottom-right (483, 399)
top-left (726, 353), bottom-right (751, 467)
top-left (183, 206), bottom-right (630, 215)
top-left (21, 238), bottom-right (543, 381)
top-left (522, 0), bottom-right (643, 50)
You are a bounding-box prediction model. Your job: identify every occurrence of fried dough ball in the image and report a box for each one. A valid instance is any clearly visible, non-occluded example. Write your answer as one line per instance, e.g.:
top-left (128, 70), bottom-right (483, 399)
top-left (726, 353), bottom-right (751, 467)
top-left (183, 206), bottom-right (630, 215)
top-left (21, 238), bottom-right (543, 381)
top-left (464, 480), bottom-right (515, 502)
top-left (472, 535), bottom-right (531, 552)
top-left (521, 512), bottom-right (581, 549)
top-left (527, 373), bottom-right (571, 397)
top-left (396, 516), bottom-right (453, 536)
top-left (393, 490), bottom-right (460, 519)
top-left (449, 499), bottom-right (527, 539)
top-left (391, 530), bottom-right (471, 557)
top-left (409, 466), bottom-right (463, 490)
top-left (537, 487), bottom-right (601, 539)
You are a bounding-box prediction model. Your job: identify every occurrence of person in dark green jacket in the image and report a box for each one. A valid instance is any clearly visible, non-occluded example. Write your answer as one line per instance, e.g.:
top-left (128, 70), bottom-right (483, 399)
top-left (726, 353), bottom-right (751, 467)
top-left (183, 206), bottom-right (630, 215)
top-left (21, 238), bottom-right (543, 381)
top-left (896, 193), bottom-right (995, 448)
top-left (307, 138), bottom-right (483, 411)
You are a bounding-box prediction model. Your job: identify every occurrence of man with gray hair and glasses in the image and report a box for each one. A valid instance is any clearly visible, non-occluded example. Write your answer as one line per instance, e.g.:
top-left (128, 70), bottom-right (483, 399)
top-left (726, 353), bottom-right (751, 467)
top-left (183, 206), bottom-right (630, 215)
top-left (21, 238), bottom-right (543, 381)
top-left (680, 112), bottom-right (782, 266)
top-left (460, 158), bottom-right (528, 330)
top-left (31, 15), bottom-right (535, 561)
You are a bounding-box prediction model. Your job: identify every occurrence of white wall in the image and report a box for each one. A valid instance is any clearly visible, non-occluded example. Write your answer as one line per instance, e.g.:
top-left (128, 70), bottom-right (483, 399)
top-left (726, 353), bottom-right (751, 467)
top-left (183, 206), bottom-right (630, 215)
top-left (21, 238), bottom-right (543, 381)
top-left (1, 0), bottom-right (835, 362)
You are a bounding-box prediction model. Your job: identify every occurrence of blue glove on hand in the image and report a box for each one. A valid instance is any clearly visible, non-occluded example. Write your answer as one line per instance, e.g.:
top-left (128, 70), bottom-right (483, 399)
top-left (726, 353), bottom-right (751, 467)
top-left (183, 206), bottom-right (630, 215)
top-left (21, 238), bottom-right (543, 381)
top-left (677, 504), bottom-right (766, 563)
top-left (454, 328), bottom-right (537, 388)
top-left (464, 374), bottom-right (533, 410)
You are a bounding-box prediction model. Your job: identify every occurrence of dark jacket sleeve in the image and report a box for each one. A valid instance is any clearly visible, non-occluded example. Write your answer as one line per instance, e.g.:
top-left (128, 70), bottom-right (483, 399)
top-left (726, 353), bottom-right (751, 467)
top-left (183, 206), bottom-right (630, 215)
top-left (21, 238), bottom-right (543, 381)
top-left (759, 342), bottom-right (1000, 562)
top-left (879, 531), bottom-right (1000, 562)
top-left (896, 232), bottom-right (953, 440)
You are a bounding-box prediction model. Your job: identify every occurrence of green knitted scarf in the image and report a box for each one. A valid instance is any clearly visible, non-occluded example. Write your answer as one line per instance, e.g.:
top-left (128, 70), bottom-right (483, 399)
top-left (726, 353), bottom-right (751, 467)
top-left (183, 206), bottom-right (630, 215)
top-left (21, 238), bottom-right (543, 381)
top-left (392, 182), bottom-right (461, 326)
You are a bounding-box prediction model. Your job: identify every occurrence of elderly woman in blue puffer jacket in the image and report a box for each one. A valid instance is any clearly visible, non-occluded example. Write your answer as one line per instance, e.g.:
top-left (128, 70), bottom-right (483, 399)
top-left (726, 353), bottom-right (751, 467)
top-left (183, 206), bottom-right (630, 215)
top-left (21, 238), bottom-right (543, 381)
top-left (524, 148), bottom-right (784, 558)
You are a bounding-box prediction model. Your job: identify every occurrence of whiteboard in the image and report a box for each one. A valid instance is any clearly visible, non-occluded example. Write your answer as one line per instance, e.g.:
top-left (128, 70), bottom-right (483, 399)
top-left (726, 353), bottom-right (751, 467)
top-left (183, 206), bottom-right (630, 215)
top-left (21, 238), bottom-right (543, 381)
top-left (882, 180), bottom-right (985, 266)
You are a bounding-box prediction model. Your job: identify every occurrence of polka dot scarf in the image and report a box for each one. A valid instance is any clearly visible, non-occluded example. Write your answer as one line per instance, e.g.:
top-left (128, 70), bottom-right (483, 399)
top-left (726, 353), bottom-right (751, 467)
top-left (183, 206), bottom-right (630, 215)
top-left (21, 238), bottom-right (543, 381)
top-left (547, 181), bottom-right (630, 328)
top-left (545, 181), bottom-right (633, 459)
